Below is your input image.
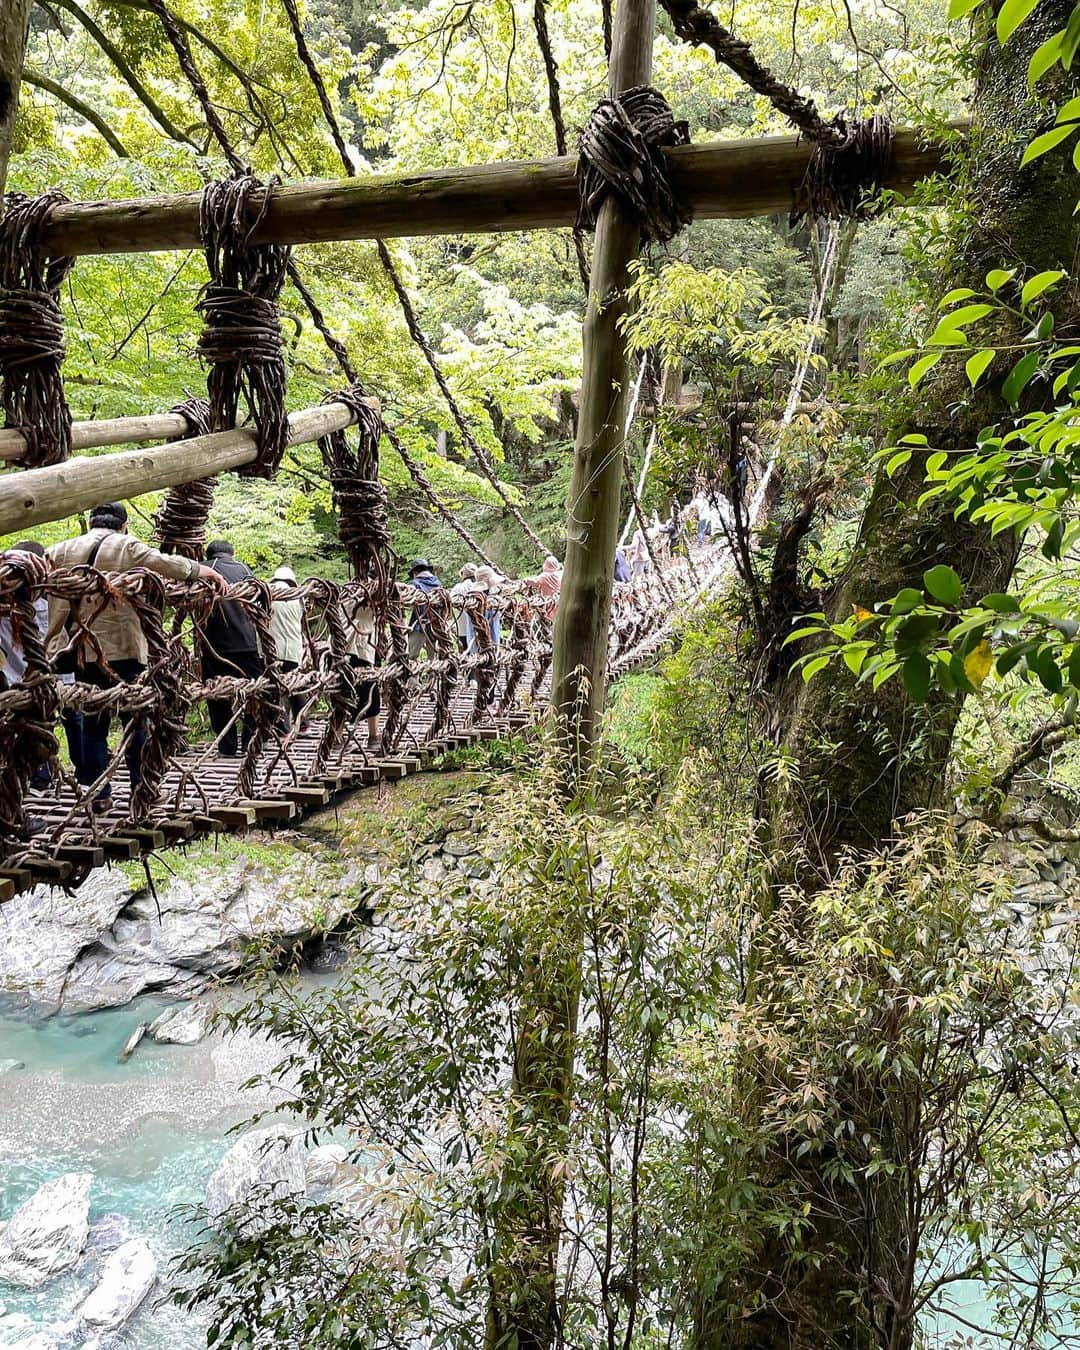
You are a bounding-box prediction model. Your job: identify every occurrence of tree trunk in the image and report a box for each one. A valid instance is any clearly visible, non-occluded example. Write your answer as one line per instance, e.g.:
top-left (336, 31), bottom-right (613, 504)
top-left (697, 5), bottom-right (1080, 1347)
top-left (0, 0), bottom-right (31, 204)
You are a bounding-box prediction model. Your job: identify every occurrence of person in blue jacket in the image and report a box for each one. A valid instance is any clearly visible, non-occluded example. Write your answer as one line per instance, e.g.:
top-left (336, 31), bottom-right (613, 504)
top-left (407, 559), bottom-right (444, 661)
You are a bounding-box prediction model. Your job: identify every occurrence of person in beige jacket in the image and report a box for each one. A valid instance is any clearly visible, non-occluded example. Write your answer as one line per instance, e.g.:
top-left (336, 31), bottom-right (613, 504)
top-left (47, 501), bottom-right (223, 804)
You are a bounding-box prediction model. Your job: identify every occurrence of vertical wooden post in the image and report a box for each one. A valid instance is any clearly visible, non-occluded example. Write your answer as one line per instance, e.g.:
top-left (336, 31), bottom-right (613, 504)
top-left (0, 0), bottom-right (31, 203)
top-left (550, 0), bottom-right (656, 766)
top-left (487, 12), bottom-right (659, 1350)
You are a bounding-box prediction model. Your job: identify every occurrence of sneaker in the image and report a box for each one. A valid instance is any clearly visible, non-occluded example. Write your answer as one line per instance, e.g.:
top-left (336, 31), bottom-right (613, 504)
top-left (366, 736), bottom-right (383, 754)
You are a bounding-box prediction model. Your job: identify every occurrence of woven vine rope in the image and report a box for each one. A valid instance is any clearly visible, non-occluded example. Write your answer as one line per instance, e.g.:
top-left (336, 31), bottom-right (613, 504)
top-left (198, 171), bottom-right (291, 477)
top-left (0, 190), bottom-right (76, 468)
top-left (577, 86), bottom-right (691, 244)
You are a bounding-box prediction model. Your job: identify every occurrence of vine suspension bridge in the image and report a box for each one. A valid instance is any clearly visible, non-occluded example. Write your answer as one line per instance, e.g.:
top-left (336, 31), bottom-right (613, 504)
top-left (0, 0), bottom-right (955, 902)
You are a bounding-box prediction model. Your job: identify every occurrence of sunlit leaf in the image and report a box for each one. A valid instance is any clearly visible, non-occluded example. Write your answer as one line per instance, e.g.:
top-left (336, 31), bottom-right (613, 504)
top-left (909, 353), bottom-right (943, 387)
top-left (965, 348), bottom-right (996, 387)
top-left (997, 0), bottom-right (1040, 44)
top-left (1020, 270), bottom-right (1066, 306)
top-left (963, 640), bottom-right (993, 686)
top-left (1020, 124), bottom-right (1078, 166)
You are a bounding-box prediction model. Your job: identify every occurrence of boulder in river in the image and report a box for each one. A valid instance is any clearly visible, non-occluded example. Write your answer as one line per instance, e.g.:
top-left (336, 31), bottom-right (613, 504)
top-left (78, 1238), bottom-right (157, 1332)
top-left (83, 1213), bottom-right (133, 1259)
top-left (0, 1325), bottom-right (61, 1350)
top-left (116, 1024), bottom-right (148, 1064)
top-left (0, 1173), bottom-right (92, 1289)
top-left (0, 1062), bottom-right (24, 1076)
top-left (206, 1128), bottom-right (307, 1234)
top-left (305, 1143), bottom-right (349, 1189)
top-left (148, 1003), bottom-right (208, 1045)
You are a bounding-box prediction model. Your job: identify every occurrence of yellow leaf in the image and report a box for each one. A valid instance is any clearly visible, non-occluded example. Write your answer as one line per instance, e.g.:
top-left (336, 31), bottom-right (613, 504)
top-left (964, 640), bottom-right (993, 687)
top-left (853, 606), bottom-right (873, 622)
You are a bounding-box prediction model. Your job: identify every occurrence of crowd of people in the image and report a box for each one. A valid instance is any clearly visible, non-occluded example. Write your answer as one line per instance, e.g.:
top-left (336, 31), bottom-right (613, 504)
top-left (0, 489), bottom-right (717, 815)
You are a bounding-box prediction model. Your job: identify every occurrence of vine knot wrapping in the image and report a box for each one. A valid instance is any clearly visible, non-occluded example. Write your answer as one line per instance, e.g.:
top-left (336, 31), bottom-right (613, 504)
top-left (318, 386), bottom-right (391, 586)
top-left (0, 190), bottom-right (75, 467)
top-left (577, 86), bottom-right (691, 244)
top-left (795, 115), bottom-right (895, 224)
top-left (198, 172), bottom-right (291, 478)
top-left (154, 397), bottom-right (216, 558)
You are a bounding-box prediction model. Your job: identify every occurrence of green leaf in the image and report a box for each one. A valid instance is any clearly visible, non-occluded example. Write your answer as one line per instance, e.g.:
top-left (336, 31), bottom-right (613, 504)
top-left (891, 588), bottom-right (925, 615)
top-left (902, 653), bottom-right (933, 702)
top-left (784, 625), bottom-right (825, 645)
top-left (980, 592), bottom-right (1022, 612)
top-left (923, 564), bottom-right (963, 605)
top-left (842, 643), bottom-right (873, 676)
top-left (878, 347), bottom-right (916, 368)
top-left (1020, 124), bottom-right (1078, 166)
top-left (997, 0), bottom-right (1040, 43)
top-left (1029, 30), bottom-right (1064, 84)
top-left (985, 268), bottom-right (1016, 292)
top-left (948, 0), bottom-right (984, 14)
top-left (1064, 3), bottom-right (1080, 67)
top-left (1021, 269), bottom-right (1066, 306)
top-left (938, 287), bottom-right (978, 307)
top-left (885, 449), bottom-right (913, 476)
top-left (1034, 647), bottom-right (1064, 693)
top-left (909, 352), bottom-right (942, 387)
top-left (801, 653), bottom-right (832, 684)
top-left (1058, 95), bottom-right (1080, 124)
top-left (964, 348), bottom-right (996, 388)
top-left (1002, 350), bottom-right (1040, 405)
top-left (938, 302), bottom-right (996, 328)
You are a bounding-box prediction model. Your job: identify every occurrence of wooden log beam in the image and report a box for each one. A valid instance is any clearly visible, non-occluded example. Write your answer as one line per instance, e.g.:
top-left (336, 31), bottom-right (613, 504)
top-left (0, 399), bottom-right (367, 535)
top-left (37, 123), bottom-right (963, 258)
top-left (0, 412), bottom-right (192, 463)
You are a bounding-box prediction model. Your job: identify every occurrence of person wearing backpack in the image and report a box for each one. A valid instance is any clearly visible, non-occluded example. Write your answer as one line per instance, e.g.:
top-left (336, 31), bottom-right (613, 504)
top-left (47, 502), bottom-right (224, 807)
top-left (200, 540), bottom-right (263, 757)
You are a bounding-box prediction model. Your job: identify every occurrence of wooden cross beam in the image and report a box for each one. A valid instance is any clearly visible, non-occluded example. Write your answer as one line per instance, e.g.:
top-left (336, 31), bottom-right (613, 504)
top-left (39, 124), bottom-right (961, 257)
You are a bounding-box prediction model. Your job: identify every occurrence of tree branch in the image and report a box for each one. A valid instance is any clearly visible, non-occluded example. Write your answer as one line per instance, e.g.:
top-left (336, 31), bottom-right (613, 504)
top-left (23, 68), bottom-right (131, 156)
top-left (41, 0), bottom-right (199, 147)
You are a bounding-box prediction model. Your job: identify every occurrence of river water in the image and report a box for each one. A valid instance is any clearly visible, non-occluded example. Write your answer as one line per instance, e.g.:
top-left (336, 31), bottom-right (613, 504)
top-left (0, 988), bottom-right (1068, 1348)
top-left (0, 994), bottom-right (294, 1347)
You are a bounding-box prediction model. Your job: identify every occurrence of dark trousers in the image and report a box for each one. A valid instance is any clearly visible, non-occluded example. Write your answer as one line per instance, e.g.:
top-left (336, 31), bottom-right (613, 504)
top-left (76, 659), bottom-right (145, 793)
top-left (204, 649), bottom-right (263, 756)
top-left (279, 659), bottom-right (306, 731)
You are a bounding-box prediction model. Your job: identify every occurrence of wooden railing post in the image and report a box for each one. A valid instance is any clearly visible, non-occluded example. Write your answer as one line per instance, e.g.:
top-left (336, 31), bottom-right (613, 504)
top-left (549, 0), bottom-right (657, 768)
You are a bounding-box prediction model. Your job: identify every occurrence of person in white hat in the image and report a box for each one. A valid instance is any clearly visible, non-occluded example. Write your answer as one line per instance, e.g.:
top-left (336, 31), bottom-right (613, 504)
top-left (270, 564), bottom-right (308, 732)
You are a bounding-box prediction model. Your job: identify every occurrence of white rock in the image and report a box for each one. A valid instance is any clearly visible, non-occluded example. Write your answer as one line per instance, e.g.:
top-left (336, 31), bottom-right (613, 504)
top-left (78, 1238), bottom-right (156, 1331)
top-left (116, 1025), bottom-right (148, 1064)
top-left (148, 1004), bottom-right (207, 1045)
top-left (421, 857), bottom-right (447, 883)
top-left (305, 1144), bottom-right (348, 1189)
top-left (0, 1329), bottom-right (60, 1350)
top-left (206, 1128), bottom-right (307, 1233)
top-left (0, 1173), bottom-right (92, 1288)
top-left (363, 862), bottom-right (381, 886)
